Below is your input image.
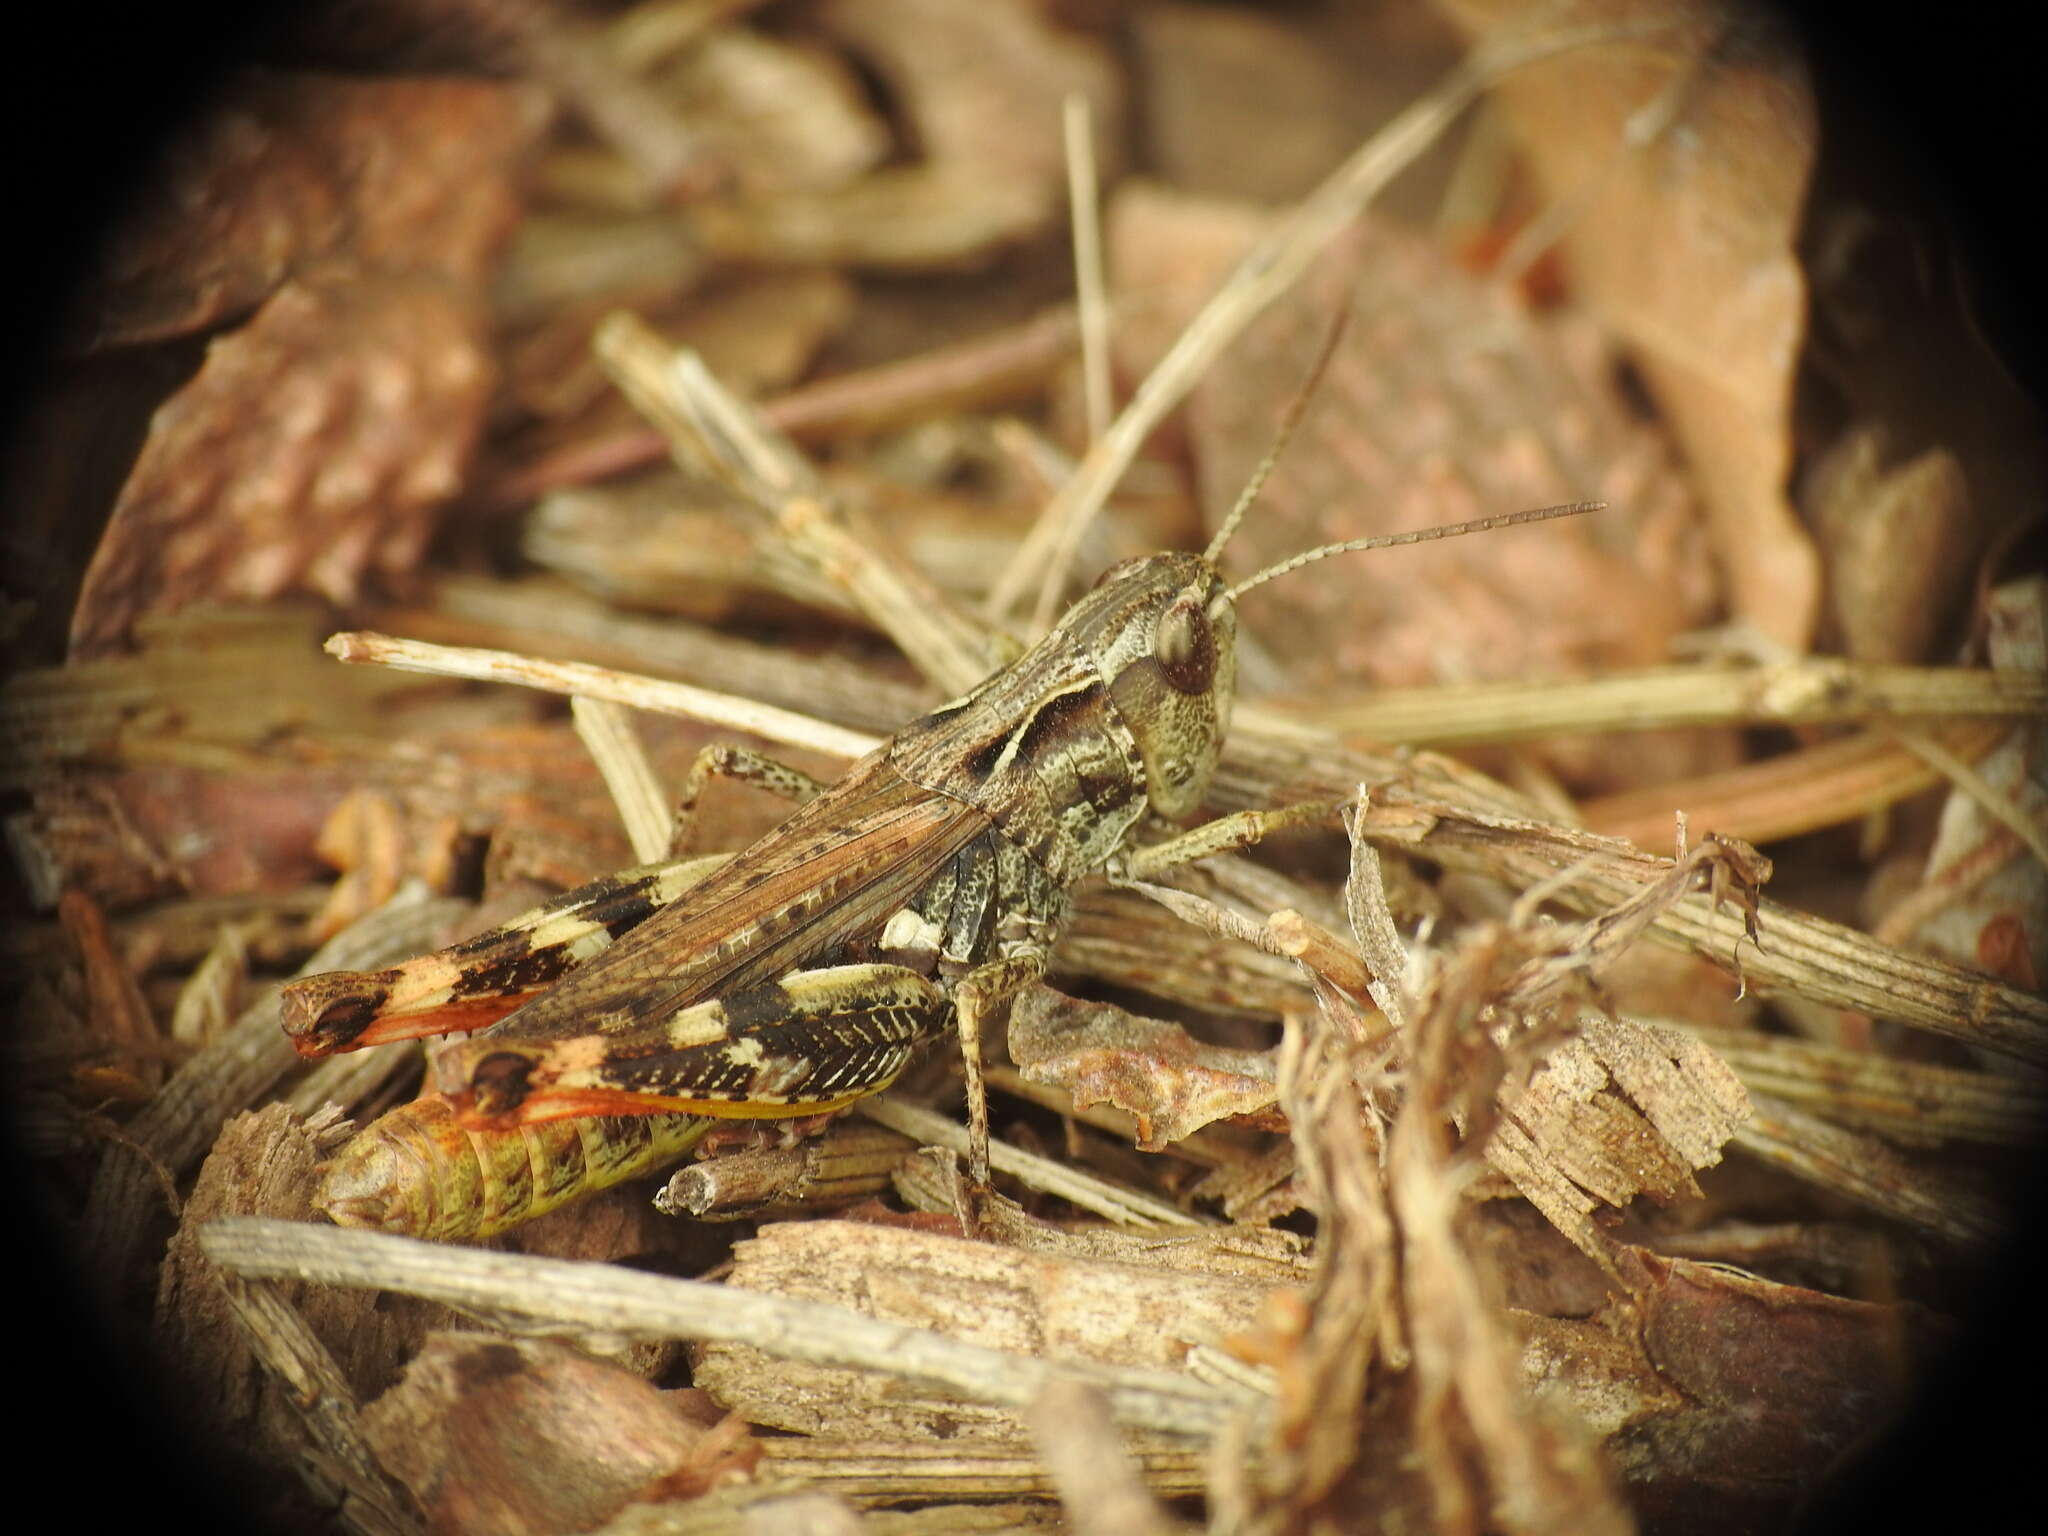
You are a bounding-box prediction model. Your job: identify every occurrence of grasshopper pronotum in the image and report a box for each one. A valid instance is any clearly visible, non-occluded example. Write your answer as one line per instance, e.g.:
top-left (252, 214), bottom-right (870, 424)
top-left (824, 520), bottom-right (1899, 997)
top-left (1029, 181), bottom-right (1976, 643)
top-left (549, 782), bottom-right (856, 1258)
top-left (287, 363), bottom-right (1596, 1241)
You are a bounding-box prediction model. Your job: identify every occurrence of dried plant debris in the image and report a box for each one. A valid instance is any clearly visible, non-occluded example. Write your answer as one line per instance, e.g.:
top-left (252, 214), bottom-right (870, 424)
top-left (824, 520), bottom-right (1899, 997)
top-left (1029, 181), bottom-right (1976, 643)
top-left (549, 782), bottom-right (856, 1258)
top-left (154, 1105), bottom-right (456, 1497)
top-left (1437, 0), bottom-right (1823, 650)
top-left (70, 271), bottom-right (498, 658)
top-left (364, 1334), bottom-right (758, 1536)
top-left (632, 23), bottom-right (890, 202)
top-left (3, 606), bottom-right (430, 792)
top-left (28, 8), bottom-right (2048, 1534)
top-left (1152, 207), bottom-right (1724, 792)
top-left (78, 72), bottom-right (538, 351)
top-left (67, 69), bottom-right (540, 657)
top-left (1880, 578), bottom-right (2048, 990)
top-left (1008, 987), bottom-right (1283, 1149)
top-left (624, 1217), bottom-right (1273, 1448)
top-left (692, 0), bottom-right (1120, 269)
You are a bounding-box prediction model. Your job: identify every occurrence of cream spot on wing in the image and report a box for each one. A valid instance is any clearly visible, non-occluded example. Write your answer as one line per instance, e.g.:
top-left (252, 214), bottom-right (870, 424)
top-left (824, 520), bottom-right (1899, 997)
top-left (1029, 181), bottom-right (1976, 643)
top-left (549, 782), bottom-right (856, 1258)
top-left (879, 907), bottom-right (944, 964)
top-left (551, 1035), bottom-right (613, 1081)
top-left (664, 999), bottom-right (736, 1050)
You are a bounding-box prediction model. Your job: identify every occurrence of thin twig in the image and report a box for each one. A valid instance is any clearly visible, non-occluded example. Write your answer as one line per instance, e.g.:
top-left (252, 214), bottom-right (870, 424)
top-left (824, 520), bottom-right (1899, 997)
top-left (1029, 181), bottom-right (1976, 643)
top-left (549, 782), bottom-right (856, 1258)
top-left (1259, 661), bottom-right (2048, 744)
top-left (992, 19), bottom-right (1660, 632)
top-left (325, 631), bottom-right (879, 761)
top-left (1217, 728), bottom-right (2048, 1066)
top-left (570, 695), bottom-right (673, 864)
top-left (1733, 1093), bottom-right (2005, 1248)
top-left (199, 1219), bottom-right (1247, 1440)
top-left (1064, 94), bottom-right (1113, 447)
top-left (1891, 725), bottom-right (2048, 872)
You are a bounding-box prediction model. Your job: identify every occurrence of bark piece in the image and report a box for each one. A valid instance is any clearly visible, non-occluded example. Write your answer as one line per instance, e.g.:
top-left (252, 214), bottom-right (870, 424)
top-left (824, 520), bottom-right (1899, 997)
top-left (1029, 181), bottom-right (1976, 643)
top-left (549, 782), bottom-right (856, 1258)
top-left (696, 1219), bottom-right (1280, 1444)
top-left (72, 271), bottom-right (494, 657)
top-left (80, 72), bottom-right (536, 349)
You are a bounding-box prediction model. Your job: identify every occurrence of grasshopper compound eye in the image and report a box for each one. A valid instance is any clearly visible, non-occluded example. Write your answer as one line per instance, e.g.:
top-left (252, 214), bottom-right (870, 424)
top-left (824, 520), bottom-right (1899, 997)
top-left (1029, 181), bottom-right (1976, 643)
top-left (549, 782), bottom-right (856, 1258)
top-left (1153, 591), bottom-right (1216, 695)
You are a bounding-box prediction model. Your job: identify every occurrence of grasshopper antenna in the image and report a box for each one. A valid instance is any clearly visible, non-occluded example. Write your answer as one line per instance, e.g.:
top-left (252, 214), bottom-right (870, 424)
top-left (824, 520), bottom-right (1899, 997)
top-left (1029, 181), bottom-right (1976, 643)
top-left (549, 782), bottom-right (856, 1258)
top-left (1201, 311), bottom-right (1352, 567)
top-left (1217, 500), bottom-right (1606, 607)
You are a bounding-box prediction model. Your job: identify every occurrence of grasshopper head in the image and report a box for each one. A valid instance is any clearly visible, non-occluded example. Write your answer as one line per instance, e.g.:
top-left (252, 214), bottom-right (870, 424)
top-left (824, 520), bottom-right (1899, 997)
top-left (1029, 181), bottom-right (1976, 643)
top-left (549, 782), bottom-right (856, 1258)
top-left (1064, 551), bottom-right (1237, 819)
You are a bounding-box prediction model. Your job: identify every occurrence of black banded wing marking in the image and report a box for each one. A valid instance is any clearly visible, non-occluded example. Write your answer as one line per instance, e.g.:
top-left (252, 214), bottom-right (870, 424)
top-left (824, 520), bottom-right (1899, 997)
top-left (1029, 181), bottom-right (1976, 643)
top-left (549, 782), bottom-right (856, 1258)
top-left (439, 963), bottom-right (948, 1125)
top-left (481, 751), bottom-right (990, 1046)
top-left (280, 855), bottom-right (727, 1057)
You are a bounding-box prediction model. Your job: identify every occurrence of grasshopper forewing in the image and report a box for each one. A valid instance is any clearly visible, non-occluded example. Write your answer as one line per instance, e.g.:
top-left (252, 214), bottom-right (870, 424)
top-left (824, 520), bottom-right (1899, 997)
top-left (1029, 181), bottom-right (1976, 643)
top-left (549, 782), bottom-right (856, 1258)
top-left (281, 854), bottom-right (728, 1057)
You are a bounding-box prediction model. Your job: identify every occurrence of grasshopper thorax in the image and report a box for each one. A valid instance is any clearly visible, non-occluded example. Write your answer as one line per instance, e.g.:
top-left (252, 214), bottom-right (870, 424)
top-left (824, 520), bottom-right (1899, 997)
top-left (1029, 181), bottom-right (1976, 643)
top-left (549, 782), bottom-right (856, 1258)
top-left (1061, 550), bottom-right (1237, 819)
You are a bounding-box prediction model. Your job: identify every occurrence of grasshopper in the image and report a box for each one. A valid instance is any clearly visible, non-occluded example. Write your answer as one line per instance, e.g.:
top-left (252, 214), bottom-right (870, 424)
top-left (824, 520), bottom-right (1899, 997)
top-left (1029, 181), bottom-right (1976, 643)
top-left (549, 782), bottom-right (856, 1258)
top-left (287, 418), bottom-right (1596, 1242)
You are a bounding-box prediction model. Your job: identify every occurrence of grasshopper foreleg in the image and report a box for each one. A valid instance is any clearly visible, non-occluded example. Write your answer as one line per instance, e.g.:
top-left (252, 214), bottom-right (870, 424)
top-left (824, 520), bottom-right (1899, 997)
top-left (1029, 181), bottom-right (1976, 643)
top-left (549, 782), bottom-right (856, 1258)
top-left (1109, 798), bottom-right (1345, 884)
top-left (669, 744), bottom-right (830, 857)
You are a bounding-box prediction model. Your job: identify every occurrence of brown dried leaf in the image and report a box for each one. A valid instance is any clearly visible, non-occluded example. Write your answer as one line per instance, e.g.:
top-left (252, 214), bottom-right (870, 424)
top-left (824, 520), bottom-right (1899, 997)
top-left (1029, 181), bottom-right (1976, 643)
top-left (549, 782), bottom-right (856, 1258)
top-left (1132, 1), bottom-right (1465, 208)
top-left (363, 1334), bottom-right (756, 1536)
top-left (1128, 197), bottom-right (1724, 791)
top-left (71, 270), bottom-right (495, 657)
top-left (696, 0), bottom-right (1118, 268)
top-left (1007, 988), bottom-right (1282, 1150)
top-left (648, 25), bottom-right (889, 199)
top-left (1805, 424), bottom-right (1977, 663)
top-left (1509, 1246), bottom-right (1936, 1532)
top-left (1437, 0), bottom-right (1822, 648)
top-left (81, 72), bottom-right (537, 350)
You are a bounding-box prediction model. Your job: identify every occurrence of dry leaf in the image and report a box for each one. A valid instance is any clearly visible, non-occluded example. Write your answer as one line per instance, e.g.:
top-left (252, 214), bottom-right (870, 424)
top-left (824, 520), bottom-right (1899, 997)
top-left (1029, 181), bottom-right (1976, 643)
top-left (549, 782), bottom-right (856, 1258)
top-left (363, 1333), bottom-right (756, 1536)
top-left (1805, 423), bottom-right (1977, 663)
top-left (696, 0), bottom-right (1119, 268)
top-left (71, 270), bottom-right (495, 657)
top-left (647, 25), bottom-right (888, 199)
top-left (80, 71), bottom-right (536, 350)
top-left (1602, 1246), bottom-right (1939, 1529)
top-left (1007, 987), bottom-right (1277, 1155)
top-left (1436, 0), bottom-right (1822, 648)
top-left (1116, 190), bottom-right (1725, 790)
top-left (1008, 987), bottom-right (1282, 1149)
